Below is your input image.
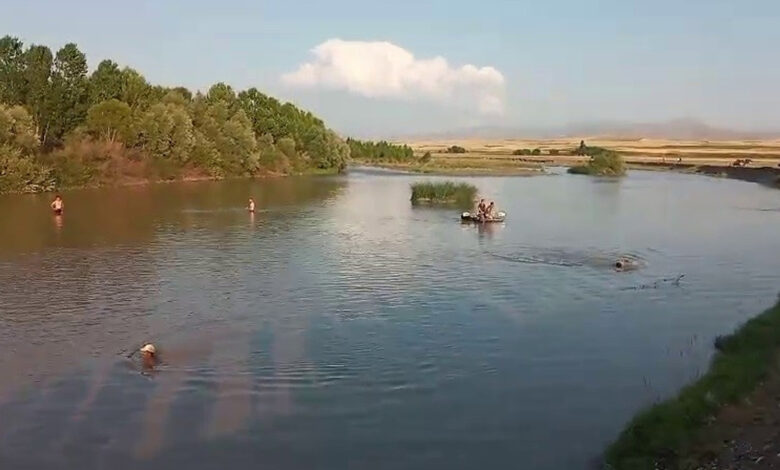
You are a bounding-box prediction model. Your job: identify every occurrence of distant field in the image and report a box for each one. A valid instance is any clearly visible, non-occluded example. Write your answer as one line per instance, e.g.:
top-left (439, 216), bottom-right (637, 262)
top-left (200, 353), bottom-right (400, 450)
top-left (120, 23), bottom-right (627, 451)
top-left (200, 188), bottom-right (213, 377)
top-left (402, 138), bottom-right (780, 168)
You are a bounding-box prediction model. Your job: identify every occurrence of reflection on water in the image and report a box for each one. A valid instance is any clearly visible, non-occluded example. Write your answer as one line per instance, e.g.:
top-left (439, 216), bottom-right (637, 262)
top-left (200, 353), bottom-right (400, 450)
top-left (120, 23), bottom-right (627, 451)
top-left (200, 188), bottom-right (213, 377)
top-left (1, 169), bottom-right (780, 469)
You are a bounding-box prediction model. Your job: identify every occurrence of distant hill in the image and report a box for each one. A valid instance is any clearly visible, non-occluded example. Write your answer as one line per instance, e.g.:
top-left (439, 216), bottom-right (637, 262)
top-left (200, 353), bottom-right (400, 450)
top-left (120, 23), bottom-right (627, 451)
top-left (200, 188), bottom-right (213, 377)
top-left (398, 119), bottom-right (780, 141)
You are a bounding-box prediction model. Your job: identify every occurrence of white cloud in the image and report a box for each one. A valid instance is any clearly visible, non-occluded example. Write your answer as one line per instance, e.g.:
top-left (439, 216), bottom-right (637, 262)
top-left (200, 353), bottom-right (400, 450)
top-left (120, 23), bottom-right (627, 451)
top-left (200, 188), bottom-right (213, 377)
top-left (282, 39), bottom-right (506, 115)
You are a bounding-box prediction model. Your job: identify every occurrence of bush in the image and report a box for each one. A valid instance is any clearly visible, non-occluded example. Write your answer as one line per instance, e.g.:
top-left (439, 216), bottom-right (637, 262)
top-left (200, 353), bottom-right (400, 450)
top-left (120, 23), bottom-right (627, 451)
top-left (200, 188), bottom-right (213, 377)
top-left (410, 181), bottom-right (477, 207)
top-left (446, 145), bottom-right (467, 154)
top-left (567, 147), bottom-right (625, 176)
top-left (549, 149), bottom-right (560, 156)
top-left (532, 148), bottom-right (541, 155)
top-left (0, 145), bottom-right (54, 193)
top-left (420, 151), bottom-right (432, 163)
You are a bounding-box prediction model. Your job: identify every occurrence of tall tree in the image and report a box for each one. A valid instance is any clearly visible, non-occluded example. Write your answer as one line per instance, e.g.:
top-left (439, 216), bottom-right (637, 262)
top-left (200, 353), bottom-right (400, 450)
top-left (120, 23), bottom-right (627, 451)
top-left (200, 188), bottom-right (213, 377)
top-left (86, 99), bottom-right (131, 143)
top-left (120, 67), bottom-right (151, 110)
top-left (0, 36), bottom-right (26, 105)
top-left (48, 43), bottom-right (89, 142)
top-left (22, 44), bottom-right (53, 144)
top-left (89, 59), bottom-right (123, 105)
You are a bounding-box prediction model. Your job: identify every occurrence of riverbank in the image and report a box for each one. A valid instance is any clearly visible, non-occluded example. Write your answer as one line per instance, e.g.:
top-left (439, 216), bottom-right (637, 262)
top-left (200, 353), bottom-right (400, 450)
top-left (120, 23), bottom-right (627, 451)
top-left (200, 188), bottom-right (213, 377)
top-left (605, 299), bottom-right (780, 470)
top-left (395, 138), bottom-right (780, 186)
top-left (0, 166), bottom-right (342, 196)
top-left (350, 157), bottom-right (544, 176)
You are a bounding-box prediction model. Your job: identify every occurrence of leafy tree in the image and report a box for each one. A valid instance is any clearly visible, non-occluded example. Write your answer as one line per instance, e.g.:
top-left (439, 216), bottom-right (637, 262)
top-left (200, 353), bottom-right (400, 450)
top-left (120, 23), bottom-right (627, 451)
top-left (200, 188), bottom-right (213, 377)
top-left (136, 103), bottom-right (194, 162)
top-left (89, 60), bottom-right (123, 104)
top-left (346, 138), bottom-right (413, 162)
top-left (48, 43), bottom-right (89, 142)
top-left (22, 44), bottom-right (54, 143)
top-left (0, 36), bottom-right (26, 105)
top-left (0, 36), bottom-right (357, 193)
top-left (0, 104), bottom-right (38, 151)
top-left (120, 67), bottom-right (151, 109)
top-left (86, 99), bottom-right (132, 142)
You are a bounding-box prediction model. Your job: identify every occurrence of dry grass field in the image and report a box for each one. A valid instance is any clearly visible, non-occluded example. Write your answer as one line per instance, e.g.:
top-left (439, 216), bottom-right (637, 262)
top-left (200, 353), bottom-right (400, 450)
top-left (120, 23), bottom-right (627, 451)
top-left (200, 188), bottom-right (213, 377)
top-left (403, 138), bottom-right (780, 168)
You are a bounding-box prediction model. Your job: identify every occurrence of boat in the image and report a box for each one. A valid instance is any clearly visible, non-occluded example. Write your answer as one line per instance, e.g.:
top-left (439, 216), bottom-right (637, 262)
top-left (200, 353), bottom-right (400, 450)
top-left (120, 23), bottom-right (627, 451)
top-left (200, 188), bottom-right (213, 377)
top-left (461, 211), bottom-right (506, 223)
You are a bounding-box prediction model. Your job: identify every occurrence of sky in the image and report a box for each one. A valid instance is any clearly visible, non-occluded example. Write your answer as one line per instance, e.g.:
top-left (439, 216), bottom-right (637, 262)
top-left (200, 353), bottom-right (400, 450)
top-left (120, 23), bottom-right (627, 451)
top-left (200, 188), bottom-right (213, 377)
top-left (2, 0), bottom-right (779, 137)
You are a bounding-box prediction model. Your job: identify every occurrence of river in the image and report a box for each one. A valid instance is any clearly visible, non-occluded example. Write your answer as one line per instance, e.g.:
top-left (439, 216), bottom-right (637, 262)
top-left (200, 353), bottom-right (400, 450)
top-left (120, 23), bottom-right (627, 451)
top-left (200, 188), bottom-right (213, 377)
top-left (1, 168), bottom-right (779, 469)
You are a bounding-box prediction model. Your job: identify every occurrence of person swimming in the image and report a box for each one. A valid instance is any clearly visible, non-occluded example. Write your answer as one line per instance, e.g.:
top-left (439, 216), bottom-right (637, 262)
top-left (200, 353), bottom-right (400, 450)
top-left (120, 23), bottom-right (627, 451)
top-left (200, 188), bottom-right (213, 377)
top-left (139, 343), bottom-right (158, 370)
top-left (248, 198), bottom-right (255, 213)
top-left (51, 195), bottom-right (64, 215)
top-left (614, 257), bottom-right (639, 271)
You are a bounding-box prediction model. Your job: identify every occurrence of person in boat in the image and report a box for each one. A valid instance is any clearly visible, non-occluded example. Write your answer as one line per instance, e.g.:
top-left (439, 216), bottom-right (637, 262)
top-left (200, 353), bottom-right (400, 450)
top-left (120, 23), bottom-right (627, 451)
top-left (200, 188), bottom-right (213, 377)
top-left (248, 198), bottom-right (255, 213)
top-left (485, 201), bottom-right (496, 219)
top-left (476, 199), bottom-right (487, 217)
top-left (50, 195), bottom-right (64, 215)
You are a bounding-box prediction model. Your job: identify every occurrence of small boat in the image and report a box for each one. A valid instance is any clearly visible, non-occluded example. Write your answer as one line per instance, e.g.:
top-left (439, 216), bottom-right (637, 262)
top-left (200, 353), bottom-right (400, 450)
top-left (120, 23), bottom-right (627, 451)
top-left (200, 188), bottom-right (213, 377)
top-left (461, 211), bottom-right (506, 223)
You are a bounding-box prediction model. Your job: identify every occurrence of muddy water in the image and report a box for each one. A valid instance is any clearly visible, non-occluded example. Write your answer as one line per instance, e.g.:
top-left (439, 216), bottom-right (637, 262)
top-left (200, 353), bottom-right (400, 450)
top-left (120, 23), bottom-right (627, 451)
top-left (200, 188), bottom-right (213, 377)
top-left (1, 169), bottom-right (779, 469)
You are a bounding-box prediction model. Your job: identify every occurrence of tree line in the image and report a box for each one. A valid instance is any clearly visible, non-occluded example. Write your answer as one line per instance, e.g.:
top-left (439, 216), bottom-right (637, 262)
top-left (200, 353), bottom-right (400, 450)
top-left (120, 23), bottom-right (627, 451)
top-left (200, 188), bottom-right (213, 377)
top-left (346, 138), bottom-right (415, 162)
top-left (0, 36), bottom-right (350, 193)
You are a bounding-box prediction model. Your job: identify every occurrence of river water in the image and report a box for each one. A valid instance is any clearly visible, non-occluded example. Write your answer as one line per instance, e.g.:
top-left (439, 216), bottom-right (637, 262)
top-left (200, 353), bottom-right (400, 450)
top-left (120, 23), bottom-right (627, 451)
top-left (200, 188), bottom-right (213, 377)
top-left (1, 168), bottom-right (779, 469)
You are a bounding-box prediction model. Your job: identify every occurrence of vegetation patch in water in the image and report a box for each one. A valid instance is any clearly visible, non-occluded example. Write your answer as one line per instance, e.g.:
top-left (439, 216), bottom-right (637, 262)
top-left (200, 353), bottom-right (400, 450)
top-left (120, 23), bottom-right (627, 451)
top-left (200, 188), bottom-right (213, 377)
top-left (605, 300), bottom-right (780, 469)
top-left (410, 181), bottom-right (477, 207)
top-left (568, 145), bottom-right (626, 176)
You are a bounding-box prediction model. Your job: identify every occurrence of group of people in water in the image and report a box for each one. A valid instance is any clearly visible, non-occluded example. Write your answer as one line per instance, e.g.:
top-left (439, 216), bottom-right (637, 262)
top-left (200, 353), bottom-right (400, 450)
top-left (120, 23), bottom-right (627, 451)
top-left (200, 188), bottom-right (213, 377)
top-left (475, 199), bottom-right (497, 220)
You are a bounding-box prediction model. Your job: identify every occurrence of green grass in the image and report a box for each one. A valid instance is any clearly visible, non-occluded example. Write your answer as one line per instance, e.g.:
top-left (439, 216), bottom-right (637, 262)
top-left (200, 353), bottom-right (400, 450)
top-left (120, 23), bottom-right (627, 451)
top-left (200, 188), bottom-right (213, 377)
top-left (410, 181), bottom-right (477, 207)
top-left (605, 300), bottom-right (780, 470)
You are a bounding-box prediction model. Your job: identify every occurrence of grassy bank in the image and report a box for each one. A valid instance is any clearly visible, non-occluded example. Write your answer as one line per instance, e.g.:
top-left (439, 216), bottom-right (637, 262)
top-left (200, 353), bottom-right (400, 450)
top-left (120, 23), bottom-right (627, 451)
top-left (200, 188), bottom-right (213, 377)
top-left (353, 153), bottom-right (544, 176)
top-left (410, 181), bottom-right (477, 207)
top-left (606, 299), bottom-right (780, 470)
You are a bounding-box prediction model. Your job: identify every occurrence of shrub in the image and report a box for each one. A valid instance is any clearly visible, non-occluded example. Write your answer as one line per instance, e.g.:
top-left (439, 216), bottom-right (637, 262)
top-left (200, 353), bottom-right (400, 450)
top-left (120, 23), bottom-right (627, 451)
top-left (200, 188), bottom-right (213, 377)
top-left (0, 145), bottom-right (54, 193)
top-left (532, 148), bottom-right (541, 155)
top-left (446, 145), bottom-right (467, 154)
top-left (410, 181), bottom-right (477, 207)
top-left (549, 149), bottom-right (560, 156)
top-left (420, 151), bottom-right (432, 163)
top-left (568, 147), bottom-right (625, 176)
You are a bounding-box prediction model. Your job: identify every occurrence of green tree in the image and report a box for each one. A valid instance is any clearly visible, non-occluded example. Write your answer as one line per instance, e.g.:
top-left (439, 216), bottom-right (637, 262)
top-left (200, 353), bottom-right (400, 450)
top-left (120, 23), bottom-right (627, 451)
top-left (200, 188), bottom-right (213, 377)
top-left (0, 105), bottom-right (51, 193)
top-left (0, 104), bottom-right (38, 151)
top-left (48, 43), bottom-right (89, 142)
top-left (120, 67), bottom-right (151, 110)
top-left (22, 44), bottom-right (54, 144)
top-left (86, 99), bottom-right (132, 142)
top-left (89, 60), bottom-right (123, 104)
top-left (136, 103), bottom-right (194, 162)
top-left (0, 36), bottom-right (26, 105)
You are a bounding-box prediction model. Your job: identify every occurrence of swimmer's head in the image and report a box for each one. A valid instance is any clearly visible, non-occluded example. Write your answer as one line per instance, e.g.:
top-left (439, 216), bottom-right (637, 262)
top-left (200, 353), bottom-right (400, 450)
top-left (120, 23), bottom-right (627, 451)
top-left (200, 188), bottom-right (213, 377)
top-left (140, 343), bottom-right (156, 357)
top-left (615, 259), bottom-right (625, 270)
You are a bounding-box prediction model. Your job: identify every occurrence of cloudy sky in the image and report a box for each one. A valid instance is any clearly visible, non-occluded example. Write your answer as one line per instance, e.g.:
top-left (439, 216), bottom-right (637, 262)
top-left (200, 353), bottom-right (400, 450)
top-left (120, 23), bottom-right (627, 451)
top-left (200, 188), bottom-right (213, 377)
top-left (2, 0), bottom-right (779, 137)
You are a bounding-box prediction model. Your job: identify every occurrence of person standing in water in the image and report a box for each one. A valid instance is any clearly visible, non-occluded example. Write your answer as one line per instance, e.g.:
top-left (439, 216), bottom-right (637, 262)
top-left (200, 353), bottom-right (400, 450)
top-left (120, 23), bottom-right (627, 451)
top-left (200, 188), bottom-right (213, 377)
top-left (248, 198), bottom-right (255, 213)
top-left (50, 195), bottom-right (64, 215)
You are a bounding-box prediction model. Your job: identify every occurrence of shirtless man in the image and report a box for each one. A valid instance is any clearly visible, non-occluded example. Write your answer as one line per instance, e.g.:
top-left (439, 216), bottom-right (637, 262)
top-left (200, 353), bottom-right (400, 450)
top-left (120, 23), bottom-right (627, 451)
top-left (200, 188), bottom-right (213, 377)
top-left (476, 199), bottom-right (487, 217)
top-left (139, 344), bottom-right (158, 371)
top-left (485, 201), bottom-right (495, 219)
top-left (51, 195), bottom-right (64, 215)
top-left (248, 198), bottom-right (255, 213)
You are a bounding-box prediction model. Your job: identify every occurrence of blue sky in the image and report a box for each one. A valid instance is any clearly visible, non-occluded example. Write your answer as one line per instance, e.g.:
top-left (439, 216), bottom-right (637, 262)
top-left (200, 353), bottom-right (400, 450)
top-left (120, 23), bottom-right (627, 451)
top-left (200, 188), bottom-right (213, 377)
top-left (2, 0), bottom-right (779, 137)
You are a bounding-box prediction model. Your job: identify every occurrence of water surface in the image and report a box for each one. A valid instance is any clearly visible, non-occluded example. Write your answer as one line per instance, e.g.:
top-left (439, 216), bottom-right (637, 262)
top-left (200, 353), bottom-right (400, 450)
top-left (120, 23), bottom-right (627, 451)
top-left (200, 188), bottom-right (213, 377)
top-left (1, 169), bottom-right (779, 469)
